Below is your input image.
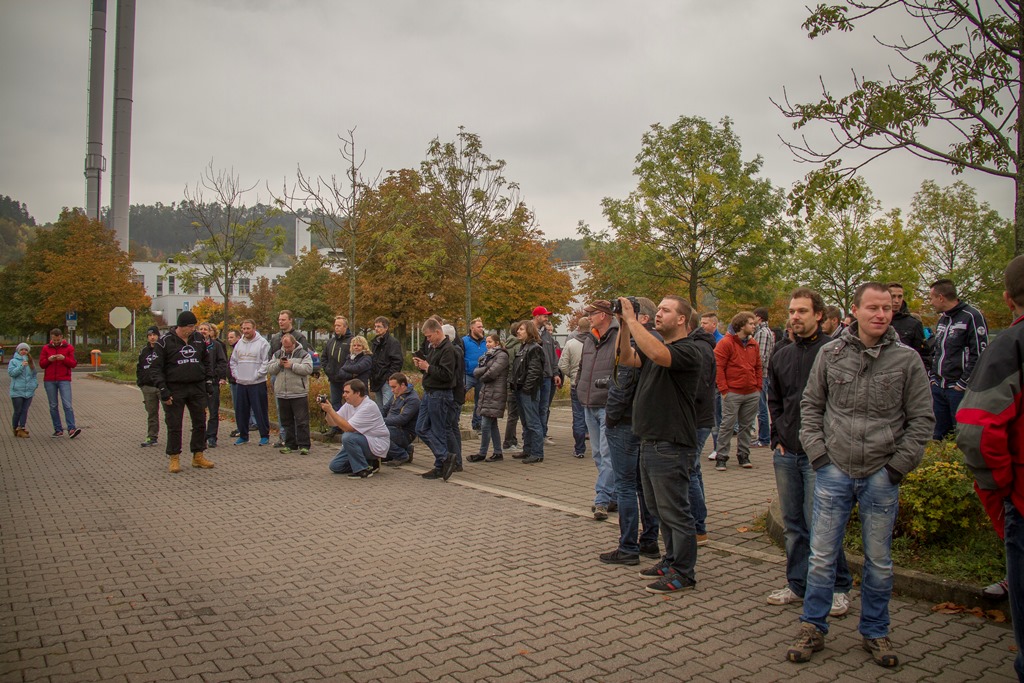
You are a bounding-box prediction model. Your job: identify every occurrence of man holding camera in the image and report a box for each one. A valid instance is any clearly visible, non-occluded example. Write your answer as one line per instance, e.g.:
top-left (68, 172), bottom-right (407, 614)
top-left (321, 379), bottom-right (390, 479)
top-left (577, 300), bottom-right (620, 521)
top-left (616, 295), bottom-right (703, 594)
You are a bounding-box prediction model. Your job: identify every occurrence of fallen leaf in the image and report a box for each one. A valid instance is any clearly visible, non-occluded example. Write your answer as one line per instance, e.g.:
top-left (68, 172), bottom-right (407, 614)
top-left (736, 526), bottom-right (750, 533)
top-left (518, 650), bottom-right (530, 656)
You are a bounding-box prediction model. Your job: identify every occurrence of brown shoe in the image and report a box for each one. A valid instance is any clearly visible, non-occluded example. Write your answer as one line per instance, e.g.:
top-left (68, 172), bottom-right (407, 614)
top-left (192, 452), bottom-right (215, 469)
top-left (787, 623), bottom-right (824, 663)
top-left (862, 636), bottom-right (899, 667)
top-left (15, 427), bottom-right (29, 438)
top-left (168, 455), bottom-right (181, 474)
top-left (696, 534), bottom-right (709, 546)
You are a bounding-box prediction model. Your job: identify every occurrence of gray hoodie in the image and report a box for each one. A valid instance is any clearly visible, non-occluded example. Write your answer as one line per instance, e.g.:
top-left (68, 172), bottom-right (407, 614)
top-left (799, 324), bottom-right (934, 479)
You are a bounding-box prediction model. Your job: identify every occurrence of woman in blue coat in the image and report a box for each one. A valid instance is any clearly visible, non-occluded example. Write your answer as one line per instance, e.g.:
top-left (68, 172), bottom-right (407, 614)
top-left (8, 343), bottom-right (39, 437)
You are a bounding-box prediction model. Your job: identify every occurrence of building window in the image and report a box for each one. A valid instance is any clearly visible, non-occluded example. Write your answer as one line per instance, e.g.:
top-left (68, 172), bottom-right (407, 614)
top-left (168, 276), bottom-right (175, 294)
top-left (204, 283), bottom-right (211, 296)
top-left (238, 278), bottom-right (250, 295)
top-left (156, 276), bottom-right (163, 296)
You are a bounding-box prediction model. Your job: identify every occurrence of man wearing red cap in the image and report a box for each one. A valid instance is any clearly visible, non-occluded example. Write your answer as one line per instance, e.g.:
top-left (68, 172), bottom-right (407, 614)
top-left (532, 305), bottom-right (562, 444)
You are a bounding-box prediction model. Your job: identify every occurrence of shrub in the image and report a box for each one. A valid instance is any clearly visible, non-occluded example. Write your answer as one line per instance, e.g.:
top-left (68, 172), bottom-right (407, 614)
top-left (895, 439), bottom-right (990, 543)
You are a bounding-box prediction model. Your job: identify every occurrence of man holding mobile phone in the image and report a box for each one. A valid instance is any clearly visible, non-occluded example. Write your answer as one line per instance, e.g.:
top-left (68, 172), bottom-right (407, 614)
top-left (39, 328), bottom-right (81, 439)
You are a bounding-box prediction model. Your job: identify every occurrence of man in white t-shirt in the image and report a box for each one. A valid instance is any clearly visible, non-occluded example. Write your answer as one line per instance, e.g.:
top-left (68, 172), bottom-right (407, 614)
top-left (320, 379), bottom-right (390, 479)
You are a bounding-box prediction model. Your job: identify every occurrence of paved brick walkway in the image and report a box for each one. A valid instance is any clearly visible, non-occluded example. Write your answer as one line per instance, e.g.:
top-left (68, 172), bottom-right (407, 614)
top-left (1, 374), bottom-right (1018, 681)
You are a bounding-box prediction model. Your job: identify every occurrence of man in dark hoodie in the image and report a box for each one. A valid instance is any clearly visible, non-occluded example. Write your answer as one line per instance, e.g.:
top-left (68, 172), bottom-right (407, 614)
top-left (321, 315), bottom-right (353, 432)
top-left (598, 298), bottom-right (661, 565)
top-left (887, 283), bottom-right (928, 365)
top-left (370, 316), bottom-right (404, 410)
top-left (767, 288), bottom-right (853, 617)
top-left (136, 325), bottom-right (162, 447)
top-left (151, 311), bottom-right (215, 474)
top-left (199, 322), bottom-right (228, 449)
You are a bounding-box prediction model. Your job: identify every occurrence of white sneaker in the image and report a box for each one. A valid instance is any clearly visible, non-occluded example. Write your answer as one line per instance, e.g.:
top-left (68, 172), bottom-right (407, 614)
top-left (830, 592), bottom-right (850, 616)
top-left (707, 450), bottom-right (718, 461)
top-left (767, 586), bottom-right (802, 605)
top-left (544, 437), bottom-right (555, 445)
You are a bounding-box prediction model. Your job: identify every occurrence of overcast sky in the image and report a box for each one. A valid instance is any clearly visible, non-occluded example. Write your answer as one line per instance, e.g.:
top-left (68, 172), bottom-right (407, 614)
top-left (0, 0), bottom-right (1014, 240)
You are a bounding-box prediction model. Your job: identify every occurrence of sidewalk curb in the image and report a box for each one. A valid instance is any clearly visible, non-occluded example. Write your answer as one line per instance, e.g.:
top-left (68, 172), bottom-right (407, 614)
top-left (766, 499), bottom-right (1009, 616)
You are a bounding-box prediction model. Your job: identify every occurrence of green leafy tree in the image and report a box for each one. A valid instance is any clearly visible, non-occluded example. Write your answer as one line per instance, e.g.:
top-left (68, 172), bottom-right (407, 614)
top-left (576, 225), bottom-right (675, 303)
top-left (910, 179), bottom-right (1014, 321)
top-left (0, 210), bottom-right (149, 339)
top-left (775, 1), bottom-right (1024, 255)
top-left (593, 115), bottom-right (789, 307)
top-left (273, 249), bottom-right (342, 345)
top-left (167, 161), bottom-right (284, 332)
top-left (790, 175), bottom-right (921, 313)
top-left (421, 126), bottom-right (535, 324)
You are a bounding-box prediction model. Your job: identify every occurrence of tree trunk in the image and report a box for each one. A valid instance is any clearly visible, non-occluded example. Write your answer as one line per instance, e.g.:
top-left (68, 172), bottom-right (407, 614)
top-left (1017, 41), bottom-right (1024, 256)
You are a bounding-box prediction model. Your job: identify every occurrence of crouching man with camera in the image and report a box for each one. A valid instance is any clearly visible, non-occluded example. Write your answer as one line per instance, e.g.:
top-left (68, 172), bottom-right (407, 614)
top-left (616, 295), bottom-right (704, 594)
top-left (320, 379), bottom-right (390, 479)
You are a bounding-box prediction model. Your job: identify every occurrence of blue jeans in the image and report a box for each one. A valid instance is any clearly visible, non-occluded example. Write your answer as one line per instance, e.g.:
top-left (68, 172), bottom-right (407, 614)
top-left (692, 427), bottom-right (713, 535)
top-left (584, 406), bottom-right (615, 507)
top-left (373, 382), bottom-right (395, 411)
top-left (477, 415), bottom-right (502, 456)
top-left (773, 449), bottom-right (852, 597)
top-left (538, 377), bottom-right (552, 437)
top-left (447, 401), bottom-right (464, 467)
top-left (44, 381), bottom-right (76, 431)
top-left (517, 389), bottom-right (544, 459)
top-left (1003, 500), bottom-right (1024, 682)
top-left (639, 440), bottom-right (697, 581)
top-left (757, 375), bottom-right (771, 444)
top-left (329, 380), bottom-right (345, 412)
top-left (607, 423), bottom-right (659, 553)
top-left (329, 431), bottom-right (372, 473)
top-left (11, 396), bottom-right (33, 429)
top-left (570, 387), bottom-right (587, 455)
top-left (416, 389), bottom-right (454, 470)
top-left (931, 384), bottom-right (965, 440)
top-left (465, 375), bottom-right (481, 430)
top-left (801, 464), bottom-right (899, 638)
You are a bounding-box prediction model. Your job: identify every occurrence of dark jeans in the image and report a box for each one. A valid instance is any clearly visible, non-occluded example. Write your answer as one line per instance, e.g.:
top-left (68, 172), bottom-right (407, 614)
top-left (235, 383), bottom-right (270, 440)
top-left (163, 383), bottom-right (208, 456)
top-left (206, 384), bottom-right (221, 444)
top-left (570, 387), bottom-right (587, 455)
top-left (757, 375), bottom-right (771, 444)
top-left (478, 415), bottom-right (502, 456)
top-left (503, 392), bottom-right (520, 448)
top-left (693, 427), bottom-right (713, 535)
top-left (448, 401), bottom-right (464, 467)
top-left (517, 389), bottom-right (544, 459)
top-left (278, 396), bottom-right (310, 449)
top-left (465, 374), bottom-right (481, 430)
top-left (773, 448), bottom-right (852, 597)
top-left (387, 427), bottom-right (413, 462)
top-left (1003, 500), bottom-right (1024, 682)
top-left (538, 377), bottom-right (553, 437)
top-left (607, 423), bottom-right (659, 554)
top-left (11, 396), bottom-right (32, 429)
top-left (329, 380), bottom-right (346, 412)
top-left (416, 389), bottom-right (454, 469)
top-left (931, 384), bottom-right (965, 440)
top-left (639, 440), bottom-right (697, 582)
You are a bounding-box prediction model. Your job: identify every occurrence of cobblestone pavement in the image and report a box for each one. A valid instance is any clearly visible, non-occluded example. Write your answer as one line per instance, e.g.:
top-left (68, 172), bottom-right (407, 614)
top-left (1, 375), bottom-right (1017, 682)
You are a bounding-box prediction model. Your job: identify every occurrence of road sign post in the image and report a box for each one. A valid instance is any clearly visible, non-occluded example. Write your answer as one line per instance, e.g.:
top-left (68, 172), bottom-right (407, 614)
top-left (109, 307), bottom-right (131, 355)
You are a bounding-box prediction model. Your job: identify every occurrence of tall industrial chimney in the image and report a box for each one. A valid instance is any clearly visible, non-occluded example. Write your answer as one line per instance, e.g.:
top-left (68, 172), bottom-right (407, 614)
top-left (84, 0), bottom-right (107, 221)
top-left (109, 0), bottom-right (136, 251)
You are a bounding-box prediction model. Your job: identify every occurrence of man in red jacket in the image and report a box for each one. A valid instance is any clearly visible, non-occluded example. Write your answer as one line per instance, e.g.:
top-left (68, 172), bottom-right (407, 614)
top-left (39, 328), bottom-right (81, 438)
top-left (714, 312), bottom-right (761, 470)
top-left (958, 255), bottom-right (1024, 682)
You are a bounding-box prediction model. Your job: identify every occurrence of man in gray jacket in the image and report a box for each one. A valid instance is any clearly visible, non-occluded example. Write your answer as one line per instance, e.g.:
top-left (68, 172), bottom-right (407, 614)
top-left (577, 300), bottom-right (620, 520)
top-left (786, 282), bottom-right (934, 669)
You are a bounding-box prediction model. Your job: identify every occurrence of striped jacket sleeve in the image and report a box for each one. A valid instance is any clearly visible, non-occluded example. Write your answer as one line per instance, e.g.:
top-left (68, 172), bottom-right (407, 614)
top-left (956, 322), bottom-right (1024, 538)
top-left (958, 306), bottom-right (990, 390)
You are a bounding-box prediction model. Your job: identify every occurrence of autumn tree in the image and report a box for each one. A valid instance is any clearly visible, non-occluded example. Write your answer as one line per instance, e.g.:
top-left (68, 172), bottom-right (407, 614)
top-left (589, 115), bottom-right (789, 307)
top-left (788, 175), bottom-right (921, 313)
top-left (775, 1), bottom-right (1024, 255)
top-left (910, 179), bottom-right (1014, 319)
top-left (576, 229), bottom-right (675, 304)
top-left (231, 276), bottom-right (277, 336)
top-left (274, 128), bottom-right (387, 330)
top-left (421, 126), bottom-right (536, 324)
top-left (0, 209), bottom-right (149, 338)
top-left (273, 249), bottom-right (342, 345)
top-left (167, 161), bottom-right (284, 332)
top-left (190, 297), bottom-right (224, 326)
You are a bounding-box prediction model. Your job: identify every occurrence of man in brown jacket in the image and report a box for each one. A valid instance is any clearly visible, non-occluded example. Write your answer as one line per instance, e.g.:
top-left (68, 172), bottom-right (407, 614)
top-left (714, 311), bottom-right (762, 471)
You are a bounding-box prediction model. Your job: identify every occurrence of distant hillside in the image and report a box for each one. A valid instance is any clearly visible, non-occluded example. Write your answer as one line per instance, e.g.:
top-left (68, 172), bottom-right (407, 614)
top-left (549, 237), bottom-right (584, 262)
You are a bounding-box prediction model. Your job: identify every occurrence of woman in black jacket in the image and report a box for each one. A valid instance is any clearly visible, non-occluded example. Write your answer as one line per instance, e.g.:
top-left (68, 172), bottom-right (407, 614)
top-left (508, 320), bottom-right (545, 463)
top-left (469, 333), bottom-right (510, 462)
top-left (340, 336), bottom-right (372, 387)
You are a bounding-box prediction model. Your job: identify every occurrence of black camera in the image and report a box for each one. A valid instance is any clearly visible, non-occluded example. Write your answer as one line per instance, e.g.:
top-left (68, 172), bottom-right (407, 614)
top-left (316, 394), bottom-right (329, 404)
top-left (610, 296), bottom-right (640, 315)
top-left (594, 377), bottom-right (611, 389)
